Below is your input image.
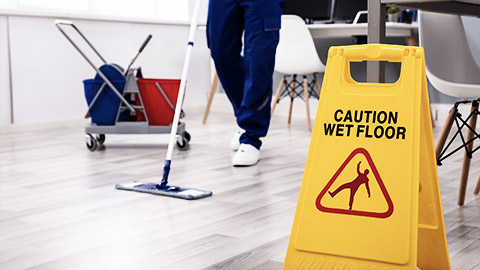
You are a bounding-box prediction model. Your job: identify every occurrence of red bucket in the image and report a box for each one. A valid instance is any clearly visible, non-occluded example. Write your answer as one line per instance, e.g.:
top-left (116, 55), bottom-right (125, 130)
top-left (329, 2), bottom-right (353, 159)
top-left (136, 78), bottom-right (183, 126)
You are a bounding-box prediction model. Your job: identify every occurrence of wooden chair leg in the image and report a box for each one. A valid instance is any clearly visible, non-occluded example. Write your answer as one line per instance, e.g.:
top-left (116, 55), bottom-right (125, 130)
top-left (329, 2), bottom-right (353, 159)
top-left (435, 106), bottom-right (457, 162)
top-left (405, 29), bottom-right (417, 46)
top-left (202, 72), bottom-right (219, 124)
top-left (271, 76), bottom-right (285, 116)
top-left (474, 174), bottom-right (480, 195)
top-left (430, 105), bottom-right (436, 128)
top-left (314, 74), bottom-right (321, 97)
top-left (288, 75), bottom-right (297, 125)
top-left (458, 101), bottom-right (478, 206)
top-left (303, 76), bottom-right (312, 131)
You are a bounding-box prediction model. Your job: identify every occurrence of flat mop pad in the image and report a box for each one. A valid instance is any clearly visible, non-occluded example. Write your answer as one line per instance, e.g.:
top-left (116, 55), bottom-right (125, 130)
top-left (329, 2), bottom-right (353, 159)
top-left (115, 180), bottom-right (212, 200)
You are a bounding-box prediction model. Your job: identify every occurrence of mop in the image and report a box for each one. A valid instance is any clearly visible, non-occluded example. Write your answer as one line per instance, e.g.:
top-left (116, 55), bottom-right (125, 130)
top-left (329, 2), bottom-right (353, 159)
top-left (116, 0), bottom-right (212, 200)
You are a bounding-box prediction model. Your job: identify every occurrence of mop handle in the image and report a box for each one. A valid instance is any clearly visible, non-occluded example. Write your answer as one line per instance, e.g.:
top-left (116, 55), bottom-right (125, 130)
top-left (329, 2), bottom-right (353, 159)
top-left (161, 0), bottom-right (202, 185)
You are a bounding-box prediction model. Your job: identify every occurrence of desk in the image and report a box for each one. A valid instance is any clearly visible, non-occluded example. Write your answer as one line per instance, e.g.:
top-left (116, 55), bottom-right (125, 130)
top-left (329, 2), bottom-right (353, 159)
top-left (367, 0), bottom-right (480, 82)
top-left (308, 22), bottom-right (417, 40)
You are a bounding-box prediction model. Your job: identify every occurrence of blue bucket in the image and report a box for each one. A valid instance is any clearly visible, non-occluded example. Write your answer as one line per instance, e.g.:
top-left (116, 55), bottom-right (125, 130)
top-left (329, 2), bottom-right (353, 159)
top-left (83, 79), bottom-right (126, 125)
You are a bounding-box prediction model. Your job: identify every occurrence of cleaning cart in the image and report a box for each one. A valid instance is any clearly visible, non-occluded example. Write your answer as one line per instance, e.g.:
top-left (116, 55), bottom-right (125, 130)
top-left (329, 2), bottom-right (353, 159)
top-left (55, 20), bottom-right (190, 152)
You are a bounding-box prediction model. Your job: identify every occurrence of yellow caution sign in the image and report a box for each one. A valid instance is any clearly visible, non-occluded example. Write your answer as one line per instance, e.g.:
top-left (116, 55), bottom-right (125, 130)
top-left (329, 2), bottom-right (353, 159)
top-left (284, 44), bottom-right (451, 270)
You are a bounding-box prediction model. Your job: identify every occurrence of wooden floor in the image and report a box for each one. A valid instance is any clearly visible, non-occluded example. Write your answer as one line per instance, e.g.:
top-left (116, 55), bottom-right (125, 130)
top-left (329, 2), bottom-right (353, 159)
top-left (0, 99), bottom-right (479, 270)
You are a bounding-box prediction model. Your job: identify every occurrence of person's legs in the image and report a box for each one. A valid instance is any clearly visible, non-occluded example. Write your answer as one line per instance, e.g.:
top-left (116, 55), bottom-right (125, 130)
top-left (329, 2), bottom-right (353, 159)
top-left (237, 0), bottom-right (282, 149)
top-left (207, 0), bottom-right (282, 166)
top-left (206, 0), bottom-right (245, 116)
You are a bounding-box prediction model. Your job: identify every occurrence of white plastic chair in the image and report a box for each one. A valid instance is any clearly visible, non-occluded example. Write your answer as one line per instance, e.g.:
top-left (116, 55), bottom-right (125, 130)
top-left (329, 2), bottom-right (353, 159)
top-left (271, 15), bottom-right (326, 131)
top-left (419, 11), bottom-right (480, 206)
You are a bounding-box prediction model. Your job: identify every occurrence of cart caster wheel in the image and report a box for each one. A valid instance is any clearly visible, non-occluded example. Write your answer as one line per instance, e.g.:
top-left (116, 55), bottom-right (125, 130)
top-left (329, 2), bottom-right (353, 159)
top-left (96, 134), bottom-right (106, 145)
top-left (86, 133), bottom-right (98, 151)
top-left (176, 137), bottom-right (189, 151)
top-left (183, 131), bottom-right (191, 142)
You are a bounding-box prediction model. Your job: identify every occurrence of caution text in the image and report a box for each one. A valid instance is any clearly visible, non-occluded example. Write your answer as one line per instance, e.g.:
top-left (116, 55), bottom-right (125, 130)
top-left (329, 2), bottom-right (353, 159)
top-left (323, 109), bottom-right (407, 140)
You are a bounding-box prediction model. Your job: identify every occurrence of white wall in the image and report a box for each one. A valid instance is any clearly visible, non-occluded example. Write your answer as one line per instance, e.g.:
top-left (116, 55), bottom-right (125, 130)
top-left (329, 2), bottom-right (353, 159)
top-left (0, 14), bottom-right (211, 125)
top-left (0, 16), bottom-right (12, 125)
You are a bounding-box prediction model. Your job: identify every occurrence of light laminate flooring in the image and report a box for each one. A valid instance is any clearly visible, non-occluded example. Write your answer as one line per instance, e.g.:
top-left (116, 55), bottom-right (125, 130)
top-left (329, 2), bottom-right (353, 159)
top-left (0, 102), bottom-right (479, 270)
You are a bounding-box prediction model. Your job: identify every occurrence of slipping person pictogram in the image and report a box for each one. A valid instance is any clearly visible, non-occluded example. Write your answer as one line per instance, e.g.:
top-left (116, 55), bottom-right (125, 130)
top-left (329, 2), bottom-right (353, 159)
top-left (328, 161), bottom-right (371, 210)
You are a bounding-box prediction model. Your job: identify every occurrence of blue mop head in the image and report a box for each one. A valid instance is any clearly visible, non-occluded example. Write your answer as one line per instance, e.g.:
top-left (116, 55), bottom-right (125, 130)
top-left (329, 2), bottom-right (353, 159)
top-left (115, 180), bottom-right (212, 200)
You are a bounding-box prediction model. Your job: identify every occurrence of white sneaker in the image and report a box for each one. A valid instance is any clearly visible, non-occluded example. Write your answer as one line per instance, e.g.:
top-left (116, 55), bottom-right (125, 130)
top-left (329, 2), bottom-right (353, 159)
top-left (230, 129), bottom-right (244, 151)
top-left (232, 144), bottom-right (260, 167)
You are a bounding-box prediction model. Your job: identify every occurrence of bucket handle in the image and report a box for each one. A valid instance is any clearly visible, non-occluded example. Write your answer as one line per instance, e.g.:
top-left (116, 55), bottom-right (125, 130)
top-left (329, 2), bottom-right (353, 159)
top-left (155, 82), bottom-right (175, 112)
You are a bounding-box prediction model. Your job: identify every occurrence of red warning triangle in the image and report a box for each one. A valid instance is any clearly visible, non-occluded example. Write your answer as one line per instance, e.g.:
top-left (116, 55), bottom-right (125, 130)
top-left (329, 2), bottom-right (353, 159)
top-left (316, 148), bottom-right (394, 218)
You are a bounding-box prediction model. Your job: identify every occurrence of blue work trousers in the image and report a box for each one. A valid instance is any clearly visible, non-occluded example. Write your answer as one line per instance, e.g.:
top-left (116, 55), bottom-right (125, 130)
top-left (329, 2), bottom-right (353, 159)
top-left (207, 0), bottom-right (283, 149)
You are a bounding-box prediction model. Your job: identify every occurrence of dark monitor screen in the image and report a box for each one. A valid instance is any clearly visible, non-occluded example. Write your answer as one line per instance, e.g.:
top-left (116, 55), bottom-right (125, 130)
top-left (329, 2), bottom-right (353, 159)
top-left (282, 0), bottom-right (331, 21)
top-left (332, 0), bottom-right (368, 23)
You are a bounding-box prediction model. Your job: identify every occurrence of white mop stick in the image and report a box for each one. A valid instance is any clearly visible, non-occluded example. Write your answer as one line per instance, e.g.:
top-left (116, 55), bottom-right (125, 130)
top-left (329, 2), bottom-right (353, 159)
top-left (160, 0), bottom-right (202, 187)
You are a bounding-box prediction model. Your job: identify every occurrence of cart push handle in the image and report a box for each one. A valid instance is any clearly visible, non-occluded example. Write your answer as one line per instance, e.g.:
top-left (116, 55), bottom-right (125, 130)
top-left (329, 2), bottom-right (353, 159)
top-left (55, 19), bottom-right (74, 25)
top-left (55, 19), bottom-right (108, 65)
top-left (55, 20), bottom-right (135, 113)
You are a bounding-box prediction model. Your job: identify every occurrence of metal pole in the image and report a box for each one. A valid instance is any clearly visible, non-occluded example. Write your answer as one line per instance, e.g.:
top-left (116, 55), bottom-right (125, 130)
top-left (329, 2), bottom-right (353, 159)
top-left (367, 0), bottom-right (386, 83)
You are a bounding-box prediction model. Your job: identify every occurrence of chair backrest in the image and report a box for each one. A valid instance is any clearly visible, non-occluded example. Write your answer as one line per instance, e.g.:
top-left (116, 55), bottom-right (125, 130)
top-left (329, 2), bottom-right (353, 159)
top-left (418, 11), bottom-right (480, 85)
top-left (275, 15), bottom-right (326, 75)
